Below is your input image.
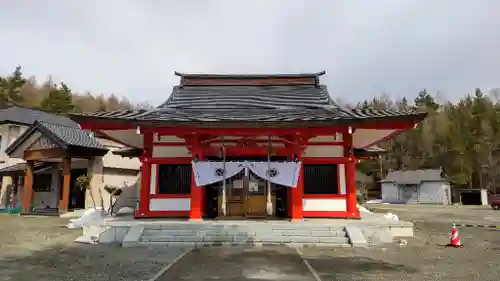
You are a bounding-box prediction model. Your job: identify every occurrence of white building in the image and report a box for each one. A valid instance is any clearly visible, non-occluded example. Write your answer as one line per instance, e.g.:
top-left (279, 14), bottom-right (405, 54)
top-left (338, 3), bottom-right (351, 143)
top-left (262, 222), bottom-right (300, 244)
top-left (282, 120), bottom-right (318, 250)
top-left (381, 169), bottom-right (451, 205)
top-left (0, 105), bottom-right (140, 213)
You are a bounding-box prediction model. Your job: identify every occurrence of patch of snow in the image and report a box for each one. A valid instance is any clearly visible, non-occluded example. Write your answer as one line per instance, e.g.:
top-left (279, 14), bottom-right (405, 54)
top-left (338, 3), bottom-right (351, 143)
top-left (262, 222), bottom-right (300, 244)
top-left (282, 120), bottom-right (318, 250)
top-left (384, 212), bottom-right (399, 221)
top-left (357, 204), bottom-right (373, 214)
top-left (66, 208), bottom-right (108, 229)
top-left (365, 199), bottom-right (382, 204)
top-left (74, 235), bottom-right (98, 244)
top-left (116, 207), bottom-right (134, 214)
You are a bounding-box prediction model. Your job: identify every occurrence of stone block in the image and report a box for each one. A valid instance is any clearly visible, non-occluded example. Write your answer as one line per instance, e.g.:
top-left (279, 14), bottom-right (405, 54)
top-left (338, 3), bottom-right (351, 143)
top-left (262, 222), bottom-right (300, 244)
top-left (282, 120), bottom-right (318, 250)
top-left (290, 236), bottom-right (319, 243)
top-left (143, 235), bottom-right (203, 242)
top-left (122, 225), bottom-right (144, 247)
top-left (253, 230), bottom-right (282, 237)
top-left (202, 236), bottom-right (234, 242)
top-left (164, 242), bottom-right (197, 247)
top-left (200, 230), bottom-right (249, 236)
top-left (281, 230), bottom-right (312, 237)
top-left (317, 236), bottom-right (350, 244)
top-left (114, 227), bottom-right (129, 242)
top-left (252, 235), bottom-right (291, 243)
top-left (146, 230), bottom-right (199, 236)
top-left (232, 236), bottom-right (251, 243)
top-left (310, 230), bottom-right (345, 237)
top-left (345, 225), bottom-right (367, 247)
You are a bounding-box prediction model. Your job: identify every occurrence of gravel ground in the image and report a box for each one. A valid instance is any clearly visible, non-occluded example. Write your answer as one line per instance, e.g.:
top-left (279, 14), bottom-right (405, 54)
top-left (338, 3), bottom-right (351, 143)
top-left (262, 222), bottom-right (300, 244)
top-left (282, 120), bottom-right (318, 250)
top-left (366, 203), bottom-right (500, 225)
top-left (1, 205), bottom-right (499, 281)
top-left (301, 222), bottom-right (500, 281)
top-left (0, 214), bottom-right (188, 281)
top-left (161, 205), bottom-right (500, 280)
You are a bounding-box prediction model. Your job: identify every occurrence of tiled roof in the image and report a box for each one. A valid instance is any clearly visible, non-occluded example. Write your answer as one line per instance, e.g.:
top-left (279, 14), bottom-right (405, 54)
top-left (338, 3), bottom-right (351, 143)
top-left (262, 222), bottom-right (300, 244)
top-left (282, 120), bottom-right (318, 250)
top-left (0, 105), bottom-right (77, 127)
top-left (381, 169), bottom-right (447, 185)
top-left (5, 121), bottom-right (108, 155)
top-left (69, 71), bottom-right (427, 125)
top-left (37, 121), bottom-right (106, 150)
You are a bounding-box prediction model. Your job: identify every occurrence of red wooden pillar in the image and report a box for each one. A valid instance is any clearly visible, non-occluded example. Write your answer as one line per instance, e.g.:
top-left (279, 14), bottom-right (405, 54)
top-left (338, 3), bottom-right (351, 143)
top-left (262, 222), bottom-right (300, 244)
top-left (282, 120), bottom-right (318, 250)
top-left (136, 131), bottom-right (153, 217)
top-left (343, 129), bottom-right (360, 218)
top-left (189, 144), bottom-right (204, 220)
top-left (288, 148), bottom-right (303, 220)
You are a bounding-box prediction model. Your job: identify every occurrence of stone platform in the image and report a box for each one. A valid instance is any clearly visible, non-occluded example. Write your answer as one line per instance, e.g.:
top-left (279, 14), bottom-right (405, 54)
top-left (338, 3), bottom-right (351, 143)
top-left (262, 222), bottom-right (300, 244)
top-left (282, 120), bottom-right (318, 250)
top-left (81, 212), bottom-right (413, 248)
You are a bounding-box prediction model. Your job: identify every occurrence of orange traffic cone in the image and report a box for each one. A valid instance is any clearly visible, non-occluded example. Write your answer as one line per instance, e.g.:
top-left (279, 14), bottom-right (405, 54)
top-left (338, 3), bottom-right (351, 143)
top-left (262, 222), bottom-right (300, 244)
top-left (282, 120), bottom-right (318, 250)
top-left (446, 223), bottom-right (464, 248)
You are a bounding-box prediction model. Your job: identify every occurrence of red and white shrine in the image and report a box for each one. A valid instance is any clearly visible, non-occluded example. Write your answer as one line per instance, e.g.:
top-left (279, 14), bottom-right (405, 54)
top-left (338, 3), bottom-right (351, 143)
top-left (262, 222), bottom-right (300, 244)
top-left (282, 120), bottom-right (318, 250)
top-left (72, 71), bottom-right (426, 220)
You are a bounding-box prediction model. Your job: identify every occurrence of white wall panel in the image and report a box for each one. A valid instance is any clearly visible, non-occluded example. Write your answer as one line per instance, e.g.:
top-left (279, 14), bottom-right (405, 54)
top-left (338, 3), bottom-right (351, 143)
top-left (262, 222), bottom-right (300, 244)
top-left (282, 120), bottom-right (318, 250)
top-left (302, 198), bottom-right (346, 212)
top-left (149, 198), bottom-right (191, 211)
top-left (150, 164), bottom-right (157, 195)
top-left (338, 164), bottom-right (346, 194)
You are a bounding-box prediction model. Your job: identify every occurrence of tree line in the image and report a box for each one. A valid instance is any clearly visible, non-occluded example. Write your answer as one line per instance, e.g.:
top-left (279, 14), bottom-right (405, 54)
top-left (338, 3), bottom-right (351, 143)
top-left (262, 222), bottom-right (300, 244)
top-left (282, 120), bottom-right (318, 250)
top-left (1, 66), bottom-right (497, 191)
top-left (352, 88), bottom-right (500, 193)
top-left (0, 66), bottom-right (150, 114)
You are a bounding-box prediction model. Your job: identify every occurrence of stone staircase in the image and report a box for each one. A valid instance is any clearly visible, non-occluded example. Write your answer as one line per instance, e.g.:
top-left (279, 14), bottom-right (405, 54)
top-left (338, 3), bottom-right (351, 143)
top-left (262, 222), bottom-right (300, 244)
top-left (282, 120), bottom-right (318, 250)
top-left (136, 222), bottom-right (351, 247)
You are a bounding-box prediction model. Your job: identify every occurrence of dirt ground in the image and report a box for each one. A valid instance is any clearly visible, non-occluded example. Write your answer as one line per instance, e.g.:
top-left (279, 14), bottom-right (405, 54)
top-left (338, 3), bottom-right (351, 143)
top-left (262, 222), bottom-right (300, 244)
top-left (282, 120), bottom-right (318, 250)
top-left (300, 204), bottom-right (500, 281)
top-left (0, 214), bottom-right (188, 281)
top-left (1, 205), bottom-right (500, 281)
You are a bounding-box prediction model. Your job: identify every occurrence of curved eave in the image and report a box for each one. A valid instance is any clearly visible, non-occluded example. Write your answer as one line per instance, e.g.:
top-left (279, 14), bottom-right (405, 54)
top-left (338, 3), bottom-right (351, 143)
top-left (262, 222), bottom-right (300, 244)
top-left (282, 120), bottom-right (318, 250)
top-left (112, 148), bottom-right (142, 158)
top-left (70, 112), bottom-right (427, 130)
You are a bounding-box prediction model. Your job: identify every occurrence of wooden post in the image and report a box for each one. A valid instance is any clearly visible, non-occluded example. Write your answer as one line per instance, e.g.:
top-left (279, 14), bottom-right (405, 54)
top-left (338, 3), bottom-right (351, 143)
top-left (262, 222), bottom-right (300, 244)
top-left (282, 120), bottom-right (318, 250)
top-left (21, 160), bottom-right (34, 213)
top-left (59, 157), bottom-right (71, 213)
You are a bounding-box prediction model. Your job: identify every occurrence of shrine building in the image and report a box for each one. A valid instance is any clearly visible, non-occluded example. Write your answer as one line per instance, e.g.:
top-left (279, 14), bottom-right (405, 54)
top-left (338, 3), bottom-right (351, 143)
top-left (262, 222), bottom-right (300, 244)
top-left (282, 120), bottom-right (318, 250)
top-left (70, 71), bottom-right (427, 220)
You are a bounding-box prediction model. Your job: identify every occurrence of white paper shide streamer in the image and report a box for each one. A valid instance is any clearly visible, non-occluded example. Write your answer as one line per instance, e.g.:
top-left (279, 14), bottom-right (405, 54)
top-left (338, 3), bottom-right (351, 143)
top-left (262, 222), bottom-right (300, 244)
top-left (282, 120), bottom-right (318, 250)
top-left (192, 161), bottom-right (301, 188)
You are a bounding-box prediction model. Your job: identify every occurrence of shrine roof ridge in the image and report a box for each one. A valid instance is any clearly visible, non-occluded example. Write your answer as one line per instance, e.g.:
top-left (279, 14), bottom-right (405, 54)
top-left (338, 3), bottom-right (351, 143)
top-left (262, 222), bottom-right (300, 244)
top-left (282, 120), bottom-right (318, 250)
top-left (174, 71), bottom-right (326, 79)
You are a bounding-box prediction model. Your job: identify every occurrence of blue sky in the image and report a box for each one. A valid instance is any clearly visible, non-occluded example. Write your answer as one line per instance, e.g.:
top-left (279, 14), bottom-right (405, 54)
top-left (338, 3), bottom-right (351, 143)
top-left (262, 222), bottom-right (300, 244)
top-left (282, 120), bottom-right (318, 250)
top-left (0, 0), bottom-right (499, 105)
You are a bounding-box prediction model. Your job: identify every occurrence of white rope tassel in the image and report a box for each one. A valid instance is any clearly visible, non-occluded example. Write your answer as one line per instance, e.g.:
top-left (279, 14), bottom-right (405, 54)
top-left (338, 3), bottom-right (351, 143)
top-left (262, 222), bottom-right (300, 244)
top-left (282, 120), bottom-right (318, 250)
top-left (266, 136), bottom-right (273, 216)
top-left (221, 136), bottom-right (227, 216)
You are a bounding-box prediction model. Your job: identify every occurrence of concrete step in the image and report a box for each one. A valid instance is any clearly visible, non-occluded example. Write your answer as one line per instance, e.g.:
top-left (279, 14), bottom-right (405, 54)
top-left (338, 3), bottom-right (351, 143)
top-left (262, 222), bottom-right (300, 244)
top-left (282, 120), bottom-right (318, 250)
top-left (142, 229), bottom-right (346, 237)
top-left (138, 224), bottom-right (350, 247)
top-left (134, 241), bottom-right (352, 248)
top-left (141, 234), bottom-right (349, 243)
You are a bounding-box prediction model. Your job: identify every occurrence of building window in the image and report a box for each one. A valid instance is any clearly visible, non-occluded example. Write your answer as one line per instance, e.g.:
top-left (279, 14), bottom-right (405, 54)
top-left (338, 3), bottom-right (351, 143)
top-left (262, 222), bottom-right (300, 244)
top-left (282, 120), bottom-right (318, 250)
top-left (303, 164), bottom-right (339, 194)
top-left (157, 164), bottom-right (191, 194)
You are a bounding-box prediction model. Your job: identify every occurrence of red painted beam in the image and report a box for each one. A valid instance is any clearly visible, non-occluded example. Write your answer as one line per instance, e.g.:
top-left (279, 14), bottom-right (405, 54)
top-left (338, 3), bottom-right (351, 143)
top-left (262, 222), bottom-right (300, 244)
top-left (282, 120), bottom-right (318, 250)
top-left (147, 157), bottom-right (192, 164)
top-left (152, 142), bottom-right (187, 146)
top-left (199, 139), bottom-right (343, 146)
top-left (154, 127), bottom-right (340, 136)
top-left (302, 157), bottom-right (349, 164)
top-left (150, 194), bottom-right (190, 199)
top-left (200, 146), bottom-right (292, 156)
top-left (136, 210), bottom-right (189, 218)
